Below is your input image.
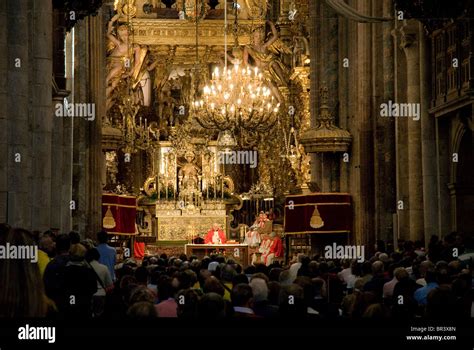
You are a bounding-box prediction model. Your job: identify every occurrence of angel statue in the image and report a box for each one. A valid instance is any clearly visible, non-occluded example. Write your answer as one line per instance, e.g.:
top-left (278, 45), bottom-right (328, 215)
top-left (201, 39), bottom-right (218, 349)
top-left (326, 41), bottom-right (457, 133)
top-left (243, 21), bottom-right (291, 104)
top-left (106, 14), bottom-right (143, 112)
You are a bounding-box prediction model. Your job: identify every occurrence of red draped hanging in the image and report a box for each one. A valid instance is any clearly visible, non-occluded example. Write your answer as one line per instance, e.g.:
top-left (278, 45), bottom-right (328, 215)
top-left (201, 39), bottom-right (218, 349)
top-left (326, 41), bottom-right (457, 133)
top-left (102, 193), bottom-right (138, 235)
top-left (284, 193), bottom-right (352, 235)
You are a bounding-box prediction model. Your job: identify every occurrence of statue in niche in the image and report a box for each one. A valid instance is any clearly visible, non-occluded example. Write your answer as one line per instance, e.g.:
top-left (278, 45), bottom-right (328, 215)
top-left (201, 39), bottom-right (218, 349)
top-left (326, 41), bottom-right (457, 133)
top-left (288, 144), bottom-right (311, 187)
top-left (179, 69), bottom-right (193, 105)
top-left (243, 21), bottom-right (291, 103)
top-left (105, 151), bottom-right (119, 187)
top-left (298, 144), bottom-right (311, 184)
top-left (158, 87), bottom-right (177, 127)
top-left (292, 25), bottom-right (310, 68)
top-left (178, 151), bottom-right (201, 193)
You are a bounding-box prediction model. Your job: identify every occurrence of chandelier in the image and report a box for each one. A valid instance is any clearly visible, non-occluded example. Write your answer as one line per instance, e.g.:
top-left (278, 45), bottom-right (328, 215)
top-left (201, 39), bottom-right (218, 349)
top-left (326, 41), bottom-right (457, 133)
top-left (120, 96), bottom-right (158, 153)
top-left (190, 0), bottom-right (280, 144)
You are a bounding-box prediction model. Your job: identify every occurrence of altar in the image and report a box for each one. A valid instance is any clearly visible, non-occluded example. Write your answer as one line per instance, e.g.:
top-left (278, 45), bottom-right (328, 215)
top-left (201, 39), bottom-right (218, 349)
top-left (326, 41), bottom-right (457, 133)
top-left (185, 244), bottom-right (249, 267)
top-left (156, 203), bottom-right (227, 241)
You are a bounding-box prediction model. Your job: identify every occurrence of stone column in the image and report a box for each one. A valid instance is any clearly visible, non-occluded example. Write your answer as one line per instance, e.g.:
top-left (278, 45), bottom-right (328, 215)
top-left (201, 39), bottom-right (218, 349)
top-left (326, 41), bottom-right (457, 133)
top-left (338, 13), bottom-right (349, 193)
top-left (87, 10), bottom-right (106, 237)
top-left (419, 23), bottom-right (438, 244)
top-left (72, 12), bottom-right (105, 237)
top-left (392, 21), bottom-right (409, 241)
top-left (30, 0), bottom-right (53, 232)
top-left (72, 19), bottom-right (88, 234)
top-left (0, 0), bottom-right (7, 222)
top-left (400, 20), bottom-right (424, 242)
top-left (373, 0), bottom-right (396, 242)
top-left (6, 0), bottom-right (30, 228)
top-left (355, 0), bottom-right (375, 248)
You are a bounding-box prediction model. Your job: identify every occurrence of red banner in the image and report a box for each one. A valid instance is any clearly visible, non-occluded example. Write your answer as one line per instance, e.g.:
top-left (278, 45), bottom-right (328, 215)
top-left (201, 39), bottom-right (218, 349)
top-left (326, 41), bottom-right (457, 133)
top-left (102, 193), bottom-right (137, 235)
top-left (284, 193), bottom-right (352, 234)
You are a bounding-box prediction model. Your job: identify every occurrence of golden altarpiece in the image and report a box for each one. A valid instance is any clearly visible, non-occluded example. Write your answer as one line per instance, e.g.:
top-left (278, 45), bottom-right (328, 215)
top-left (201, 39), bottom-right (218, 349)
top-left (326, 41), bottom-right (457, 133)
top-left (101, 0), bottom-right (315, 257)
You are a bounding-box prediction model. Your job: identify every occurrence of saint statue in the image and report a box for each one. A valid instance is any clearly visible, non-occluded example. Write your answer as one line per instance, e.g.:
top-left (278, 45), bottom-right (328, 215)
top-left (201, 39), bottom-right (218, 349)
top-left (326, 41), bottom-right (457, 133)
top-left (292, 26), bottom-right (310, 68)
top-left (178, 151), bottom-right (200, 192)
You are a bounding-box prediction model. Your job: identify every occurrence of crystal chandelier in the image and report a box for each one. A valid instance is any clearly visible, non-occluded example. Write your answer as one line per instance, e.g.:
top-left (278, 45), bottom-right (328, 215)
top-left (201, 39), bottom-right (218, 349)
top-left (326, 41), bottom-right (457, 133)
top-left (192, 65), bottom-right (280, 132)
top-left (190, 0), bottom-right (280, 143)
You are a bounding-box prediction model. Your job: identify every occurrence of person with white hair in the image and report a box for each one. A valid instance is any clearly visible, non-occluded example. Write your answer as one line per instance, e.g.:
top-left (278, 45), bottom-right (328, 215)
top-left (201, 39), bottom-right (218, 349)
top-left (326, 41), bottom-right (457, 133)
top-left (249, 278), bottom-right (278, 318)
top-left (204, 223), bottom-right (226, 244)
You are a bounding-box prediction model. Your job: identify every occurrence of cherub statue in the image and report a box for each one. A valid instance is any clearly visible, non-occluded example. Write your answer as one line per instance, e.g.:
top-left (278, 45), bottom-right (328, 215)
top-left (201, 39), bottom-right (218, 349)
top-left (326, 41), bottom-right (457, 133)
top-left (243, 21), bottom-right (291, 103)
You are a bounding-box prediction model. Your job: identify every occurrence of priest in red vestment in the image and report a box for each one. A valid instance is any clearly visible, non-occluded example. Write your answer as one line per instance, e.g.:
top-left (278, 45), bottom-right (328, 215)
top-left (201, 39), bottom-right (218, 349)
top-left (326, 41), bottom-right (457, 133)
top-left (262, 232), bottom-right (284, 265)
top-left (204, 223), bottom-right (226, 244)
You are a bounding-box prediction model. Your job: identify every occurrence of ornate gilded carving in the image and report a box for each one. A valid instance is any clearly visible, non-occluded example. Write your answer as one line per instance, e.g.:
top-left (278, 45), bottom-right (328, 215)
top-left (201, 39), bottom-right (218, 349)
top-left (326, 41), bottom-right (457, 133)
top-left (157, 215), bottom-right (226, 241)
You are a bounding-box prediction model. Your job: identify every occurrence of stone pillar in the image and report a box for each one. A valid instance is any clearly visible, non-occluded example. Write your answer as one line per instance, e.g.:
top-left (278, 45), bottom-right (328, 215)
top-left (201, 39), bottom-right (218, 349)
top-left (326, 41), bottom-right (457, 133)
top-left (373, 0), bottom-right (396, 242)
top-left (400, 20), bottom-right (424, 242)
top-left (392, 22), bottom-right (410, 241)
top-left (419, 23), bottom-right (438, 245)
top-left (355, 0), bottom-right (375, 248)
top-left (71, 12), bottom-right (105, 237)
top-left (338, 13), bottom-right (349, 193)
top-left (6, 0), bottom-right (31, 228)
top-left (72, 19), bottom-right (88, 234)
top-left (87, 10), bottom-right (106, 237)
top-left (30, 0), bottom-right (53, 232)
top-left (0, 0), bottom-right (7, 222)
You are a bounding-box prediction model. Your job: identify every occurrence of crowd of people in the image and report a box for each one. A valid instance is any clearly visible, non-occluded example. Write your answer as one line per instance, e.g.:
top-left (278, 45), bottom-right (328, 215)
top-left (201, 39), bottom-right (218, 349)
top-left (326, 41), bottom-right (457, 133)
top-left (0, 223), bottom-right (472, 320)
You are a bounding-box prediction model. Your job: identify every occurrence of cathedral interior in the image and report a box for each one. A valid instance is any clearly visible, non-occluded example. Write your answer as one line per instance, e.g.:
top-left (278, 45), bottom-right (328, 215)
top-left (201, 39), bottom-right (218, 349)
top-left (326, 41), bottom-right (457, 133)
top-left (1, 0), bottom-right (473, 260)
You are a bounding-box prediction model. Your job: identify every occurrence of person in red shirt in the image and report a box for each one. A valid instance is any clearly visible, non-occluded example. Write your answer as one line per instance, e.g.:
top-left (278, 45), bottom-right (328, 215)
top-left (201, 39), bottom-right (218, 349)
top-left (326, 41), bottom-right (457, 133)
top-left (204, 223), bottom-right (226, 244)
top-left (264, 232), bottom-right (284, 265)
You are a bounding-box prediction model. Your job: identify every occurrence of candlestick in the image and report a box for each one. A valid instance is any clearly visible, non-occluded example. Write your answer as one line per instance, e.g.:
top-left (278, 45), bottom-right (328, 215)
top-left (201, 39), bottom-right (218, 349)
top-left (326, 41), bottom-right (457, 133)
top-left (156, 174), bottom-right (160, 201)
top-left (214, 176), bottom-right (217, 200)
